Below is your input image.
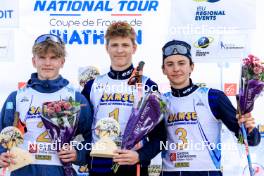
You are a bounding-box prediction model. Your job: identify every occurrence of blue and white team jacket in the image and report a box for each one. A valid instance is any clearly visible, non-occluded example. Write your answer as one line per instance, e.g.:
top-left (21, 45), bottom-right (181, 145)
top-left (161, 80), bottom-right (260, 175)
top-left (0, 73), bottom-right (93, 176)
top-left (81, 65), bottom-right (166, 175)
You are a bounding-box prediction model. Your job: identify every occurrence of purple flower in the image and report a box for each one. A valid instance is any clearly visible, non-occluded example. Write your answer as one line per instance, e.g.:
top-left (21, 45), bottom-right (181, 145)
top-left (121, 93), bottom-right (165, 150)
top-left (42, 97), bottom-right (80, 176)
top-left (237, 54), bottom-right (264, 176)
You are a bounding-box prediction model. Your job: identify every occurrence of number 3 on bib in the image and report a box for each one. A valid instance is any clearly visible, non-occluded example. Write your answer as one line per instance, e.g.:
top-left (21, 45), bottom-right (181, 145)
top-left (176, 128), bottom-right (188, 150)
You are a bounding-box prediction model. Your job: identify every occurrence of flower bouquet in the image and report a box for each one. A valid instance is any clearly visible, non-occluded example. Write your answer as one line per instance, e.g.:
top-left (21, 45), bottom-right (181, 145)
top-left (236, 54), bottom-right (264, 176)
top-left (121, 92), bottom-right (166, 150)
top-left (112, 92), bottom-right (166, 173)
top-left (42, 97), bottom-right (80, 176)
top-left (112, 61), bottom-right (167, 174)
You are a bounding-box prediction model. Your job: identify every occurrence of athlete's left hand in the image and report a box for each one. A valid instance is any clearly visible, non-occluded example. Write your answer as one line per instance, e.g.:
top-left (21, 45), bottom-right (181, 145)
top-left (58, 144), bottom-right (77, 163)
top-left (113, 149), bottom-right (139, 165)
top-left (237, 112), bottom-right (255, 133)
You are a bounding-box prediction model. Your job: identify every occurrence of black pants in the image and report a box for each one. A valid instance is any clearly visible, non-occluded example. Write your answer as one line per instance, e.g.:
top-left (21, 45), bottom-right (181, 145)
top-left (89, 165), bottom-right (149, 176)
top-left (89, 157), bottom-right (149, 176)
top-left (159, 171), bottom-right (222, 176)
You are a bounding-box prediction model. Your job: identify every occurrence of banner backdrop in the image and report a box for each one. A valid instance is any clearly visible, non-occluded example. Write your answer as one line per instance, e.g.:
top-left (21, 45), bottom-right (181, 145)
top-left (169, 34), bottom-right (248, 62)
top-left (0, 1), bottom-right (263, 176)
top-left (167, 0), bottom-right (255, 63)
top-left (170, 0), bottom-right (256, 32)
top-left (0, 0), bottom-right (171, 107)
top-left (0, 0), bottom-right (19, 27)
top-left (0, 0), bottom-right (171, 175)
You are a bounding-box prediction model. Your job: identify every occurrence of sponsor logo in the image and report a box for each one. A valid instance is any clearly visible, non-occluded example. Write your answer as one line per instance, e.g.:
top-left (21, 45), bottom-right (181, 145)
top-left (167, 112), bottom-right (197, 124)
top-left (29, 143), bottom-right (38, 153)
top-left (100, 93), bottom-right (134, 103)
top-left (224, 83), bottom-right (237, 96)
top-left (35, 155), bottom-right (52, 160)
top-left (182, 87), bottom-right (193, 95)
top-left (193, 36), bottom-right (213, 57)
top-left (195, 6), bottom-right (225, 21)
top-left (170, 152), bottom-right (176, 161)
top-left (95, 83), bottom-right (106, 90)
top-left (175, 162), bottom-right (190, 168)
top-left (220, 41), bottom-right (244, 50)
top-left (194, 36), bottom-right (214, 49)
top-left (121, 69), bottom-right (133, 77)
top-left (148, 165), bottom-right (161, 174)
top-left (25, 106), bottom-right (42, 120)
top-left (196, 99), bottom-right (205, 106)
top-left (0, 10), bottom-right (13, 19)
top-left (0, 0), bottom-right (19, 27)
top-left (20, 96), bottom-right (30, 102)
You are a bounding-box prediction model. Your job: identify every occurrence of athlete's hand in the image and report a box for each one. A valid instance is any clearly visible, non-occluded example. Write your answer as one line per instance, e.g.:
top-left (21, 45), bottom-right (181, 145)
top-left (0, 152), bottom-right (15, 168)
top-left (58, 144), bottom-right (77, 163)
top-left (237, 112), bottom-right (255, 133)
top-left (113, 149), bottom-right (139, 165)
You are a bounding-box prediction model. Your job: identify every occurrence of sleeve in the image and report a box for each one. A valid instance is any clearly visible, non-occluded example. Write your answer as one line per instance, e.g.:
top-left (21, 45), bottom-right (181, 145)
top-left (137, 119), bottom-right (166, 164)
top-left (81, 79), bottom-right (95, 114)
top-left (0, 91), bottom-right (17, 154)
top-left (247, 128), bottom-right (261, 146)
top-left (208, 89), bottom-right (260, 146)
top-left (73, 92), bottom-right (93, 165)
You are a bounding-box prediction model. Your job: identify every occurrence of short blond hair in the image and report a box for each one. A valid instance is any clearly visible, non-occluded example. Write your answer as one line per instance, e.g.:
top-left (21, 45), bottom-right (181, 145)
top-left (32, 40), bottom-right (66, 58)
top-left (105, 22), bottom-right (136, 45)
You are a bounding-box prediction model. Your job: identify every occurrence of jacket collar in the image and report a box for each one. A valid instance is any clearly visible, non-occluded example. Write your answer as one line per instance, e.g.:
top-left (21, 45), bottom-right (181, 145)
top-left (27, 73), bottom-right (69, 93)
top-left (108, 64), bottom-right (134, 80)
top-left (171, 79), bottom-right (198, 97)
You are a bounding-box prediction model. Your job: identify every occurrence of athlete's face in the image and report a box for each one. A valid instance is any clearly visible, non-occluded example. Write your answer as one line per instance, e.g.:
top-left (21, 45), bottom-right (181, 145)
top-left (162, 55), bottom-right (194, 89)
top-left (106, 36), bottom-right (137, 71)
top-left (32, 50), bottom-right (65, 80)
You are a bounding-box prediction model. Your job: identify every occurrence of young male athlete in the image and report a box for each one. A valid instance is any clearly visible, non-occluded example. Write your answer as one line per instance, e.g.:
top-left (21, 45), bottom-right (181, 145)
top-left (82, 22), bottom-right (165, 176)
top-left (0, 34), bottom-right (93, 176)
top-left (160, 40), bottom-right (260, 176)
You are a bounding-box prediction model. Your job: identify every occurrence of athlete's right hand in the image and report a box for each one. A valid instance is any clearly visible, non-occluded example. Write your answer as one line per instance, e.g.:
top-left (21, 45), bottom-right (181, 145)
top-left (237, 113), bottom-right (255, 133)
top-left (0, 152), bottom-right (15, 168)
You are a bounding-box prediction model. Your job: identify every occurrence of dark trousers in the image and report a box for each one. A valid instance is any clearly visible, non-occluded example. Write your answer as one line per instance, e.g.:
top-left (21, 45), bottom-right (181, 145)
top-left (89, 165), bottom-right (149, 176)
top-left (159, 171), bottom-right (222, 176)
top-left (89, 157), bottom-right (149, 176)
